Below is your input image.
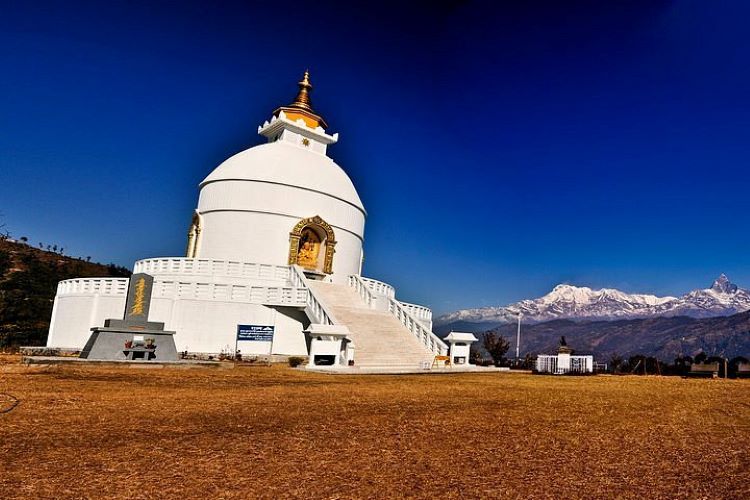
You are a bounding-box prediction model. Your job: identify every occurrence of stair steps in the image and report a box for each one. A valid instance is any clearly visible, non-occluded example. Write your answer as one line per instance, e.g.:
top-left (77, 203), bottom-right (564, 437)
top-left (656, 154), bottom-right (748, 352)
top-left (306, 281), bottom-right (435, 368)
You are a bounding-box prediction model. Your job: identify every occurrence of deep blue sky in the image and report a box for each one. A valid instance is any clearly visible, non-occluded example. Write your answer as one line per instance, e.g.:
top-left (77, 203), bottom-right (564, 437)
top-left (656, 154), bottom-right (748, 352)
top-left (1, 1), bottom-right (748, 313)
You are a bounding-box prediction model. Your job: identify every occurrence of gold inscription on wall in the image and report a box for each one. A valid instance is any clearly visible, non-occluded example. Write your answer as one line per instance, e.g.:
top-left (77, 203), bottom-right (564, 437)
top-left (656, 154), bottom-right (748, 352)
top-left (130, 278), bottom-right (147, 316)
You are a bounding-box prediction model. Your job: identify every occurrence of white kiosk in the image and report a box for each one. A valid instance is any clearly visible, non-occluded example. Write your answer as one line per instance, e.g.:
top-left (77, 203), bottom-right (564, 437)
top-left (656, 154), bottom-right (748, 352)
top-left (306, 324), bottom-right (353, 367)
top-left (444, 332), bottom-right (478, 366)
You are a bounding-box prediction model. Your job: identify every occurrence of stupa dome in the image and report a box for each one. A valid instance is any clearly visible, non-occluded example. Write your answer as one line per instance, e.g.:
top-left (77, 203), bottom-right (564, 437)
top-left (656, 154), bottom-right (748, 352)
top-left (200, 141), bottom-right (364, 212)
top-left (190, 72), bottom-right (366, 282)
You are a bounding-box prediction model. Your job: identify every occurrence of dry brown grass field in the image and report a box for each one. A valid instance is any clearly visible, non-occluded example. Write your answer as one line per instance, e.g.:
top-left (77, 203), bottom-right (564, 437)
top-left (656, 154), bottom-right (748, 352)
top-left (1, 355), bottom-right (748, 499)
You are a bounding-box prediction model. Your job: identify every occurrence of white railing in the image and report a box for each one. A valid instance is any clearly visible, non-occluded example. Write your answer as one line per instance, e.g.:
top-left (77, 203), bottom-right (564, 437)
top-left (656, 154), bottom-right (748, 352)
top-left (397, 301), bottom-right (432, 325)
top-left (353, 276), bottom-right (432, 324)
top-left (359, 277), bottom-right (396, 299)
top-left (133, 258), bottom-right (291, 282)
top-left (388, 299), bottom-right (448, 356)
top-left (56, 276), bottom-right (307, 307)
top-left (349, 275), bottom-right (379, 308)
top-left (56, 278), bottom-right (129, 296)
top-left (290, 265), bottom-right (338, 326)
top-left (536, 355), bottom-right (594, 374)
top-left (151, 280), bottom-right (307, 306)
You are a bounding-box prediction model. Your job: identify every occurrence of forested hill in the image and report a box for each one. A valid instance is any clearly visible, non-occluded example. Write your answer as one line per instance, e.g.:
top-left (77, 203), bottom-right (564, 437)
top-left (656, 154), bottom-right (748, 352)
top-left (0, 238), bottom-right (131, 349)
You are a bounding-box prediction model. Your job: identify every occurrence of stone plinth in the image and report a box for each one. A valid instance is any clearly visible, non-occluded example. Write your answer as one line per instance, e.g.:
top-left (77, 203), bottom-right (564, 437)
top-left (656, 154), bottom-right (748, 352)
top-left (80, 327), bottom-right (178, 361)
top-left (78, 273), bottom-right (178, 362)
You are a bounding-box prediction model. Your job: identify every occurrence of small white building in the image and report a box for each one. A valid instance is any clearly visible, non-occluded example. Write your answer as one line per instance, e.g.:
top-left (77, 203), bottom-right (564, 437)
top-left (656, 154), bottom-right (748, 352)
top-left (535, 340), bottom-right (594, 374)
top-left (444, 332), bottom-right (478, 365)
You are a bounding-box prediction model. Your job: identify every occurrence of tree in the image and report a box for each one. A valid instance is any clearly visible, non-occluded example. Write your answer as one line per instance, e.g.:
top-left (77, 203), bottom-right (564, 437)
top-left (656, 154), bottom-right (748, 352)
top-left (609, 353), bottom-right (624, 374)
top-left (0, 211), bottom-right (8, 239)
top-left (729, 356), bottom-right (749, 378)
top-left (19, 236), bottom-right (28, 243)
top-left (482, 331), bottom-right (510, 367)
top-left (694, 351), bottom-right (708, 364)
top-left (673, 355), bottom-right (692, 376)
top-left (628, 354), bottom-right (661, 375)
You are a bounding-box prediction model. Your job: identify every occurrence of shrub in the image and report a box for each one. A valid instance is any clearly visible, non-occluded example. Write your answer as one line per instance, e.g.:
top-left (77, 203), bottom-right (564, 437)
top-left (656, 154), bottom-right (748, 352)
top-left (288, 356), bottom-right (306, 368)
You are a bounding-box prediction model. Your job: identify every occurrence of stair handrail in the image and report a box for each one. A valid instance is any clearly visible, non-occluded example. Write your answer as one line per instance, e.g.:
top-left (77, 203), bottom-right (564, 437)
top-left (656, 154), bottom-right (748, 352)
top-left (348, 275), bottom-right (378, 308)
top-left (290, 265), bottom-right (340, 326)
top-left (387, 298), bottom-right (448, 355)
top-left (349, 275), bottom-right (447, 355)
top-left (358, 277), bottom-right (396, 299)
top-left (396, 300), bottom-right (433, 325)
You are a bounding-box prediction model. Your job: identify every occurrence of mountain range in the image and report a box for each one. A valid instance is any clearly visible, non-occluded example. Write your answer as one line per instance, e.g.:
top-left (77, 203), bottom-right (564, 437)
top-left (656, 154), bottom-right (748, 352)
top-left (436, 274), bottom-right (750, 326)
top-left (443, 311), bottom-right (750, 361)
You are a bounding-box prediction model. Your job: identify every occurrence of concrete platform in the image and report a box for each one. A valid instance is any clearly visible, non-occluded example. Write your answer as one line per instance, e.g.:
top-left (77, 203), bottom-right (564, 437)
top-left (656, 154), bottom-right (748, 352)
top-left (22, 356), bottom-right (223, 368)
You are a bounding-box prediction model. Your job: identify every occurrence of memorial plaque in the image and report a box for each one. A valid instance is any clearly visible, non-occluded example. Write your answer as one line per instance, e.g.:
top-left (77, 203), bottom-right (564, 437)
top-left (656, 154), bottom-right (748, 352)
top-left (124, 273), bottom-right (154, 324)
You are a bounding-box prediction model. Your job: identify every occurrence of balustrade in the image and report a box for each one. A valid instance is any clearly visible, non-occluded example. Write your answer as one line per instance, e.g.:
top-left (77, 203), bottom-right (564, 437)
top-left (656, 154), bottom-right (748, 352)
top-left (348, 275), bottom-right (378, 308)
top-left (150, 280), bottom-right (307, 306)
top-left (56, 278), bottom-right (129, 296)
top-left (290, 265), bottom-right (338, 326)
top-left (358, 277), bottom-right (396, 299)
top-left (397, 301), bottom-right (433, 324)
top-left (133, 258), bottom-right (291, 282)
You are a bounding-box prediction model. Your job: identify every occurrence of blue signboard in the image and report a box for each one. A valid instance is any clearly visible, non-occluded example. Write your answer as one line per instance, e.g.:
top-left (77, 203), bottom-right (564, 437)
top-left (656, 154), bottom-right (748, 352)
top-left (237, 325), bottom-right (275, 342)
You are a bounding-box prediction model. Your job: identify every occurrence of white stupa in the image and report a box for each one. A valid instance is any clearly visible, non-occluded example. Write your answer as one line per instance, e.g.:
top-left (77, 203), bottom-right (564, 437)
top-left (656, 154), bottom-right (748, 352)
top-left (46, 72), bottom-right (447, 368)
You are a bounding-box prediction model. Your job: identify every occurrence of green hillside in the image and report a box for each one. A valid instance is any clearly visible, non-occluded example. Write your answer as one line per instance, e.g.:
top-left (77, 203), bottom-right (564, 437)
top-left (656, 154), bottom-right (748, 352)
top-left (0, 238), bottom-right (130, 349)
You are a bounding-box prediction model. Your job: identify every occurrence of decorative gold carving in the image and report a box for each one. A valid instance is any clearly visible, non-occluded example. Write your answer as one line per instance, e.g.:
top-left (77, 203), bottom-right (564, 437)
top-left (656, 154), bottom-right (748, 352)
top-left (130, 277), bottom-right (147, 316)
top-left (288, 215), bottom-right (336, 274)
top-left (186, 212), bottom-right (202, 258)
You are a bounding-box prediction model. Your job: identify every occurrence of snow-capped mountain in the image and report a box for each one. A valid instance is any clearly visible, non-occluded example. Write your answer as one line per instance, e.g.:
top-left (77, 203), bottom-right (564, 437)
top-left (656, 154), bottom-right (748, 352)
top-left (650, 274), bottom-right (750, 318)
top-left (436, 274), bottom-right (750, 326)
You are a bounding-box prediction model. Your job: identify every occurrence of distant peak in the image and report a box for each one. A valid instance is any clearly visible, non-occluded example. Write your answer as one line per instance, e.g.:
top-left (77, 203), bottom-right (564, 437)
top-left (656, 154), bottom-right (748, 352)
top-left (711, 274), bottom-right (738, 294)
top-left (552, 284), bottom-right (587, 291)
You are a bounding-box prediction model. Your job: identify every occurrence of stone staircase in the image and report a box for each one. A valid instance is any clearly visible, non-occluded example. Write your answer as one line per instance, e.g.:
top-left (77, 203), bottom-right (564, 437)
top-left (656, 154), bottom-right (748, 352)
top-left (306, 281), bottom-right (436, 369)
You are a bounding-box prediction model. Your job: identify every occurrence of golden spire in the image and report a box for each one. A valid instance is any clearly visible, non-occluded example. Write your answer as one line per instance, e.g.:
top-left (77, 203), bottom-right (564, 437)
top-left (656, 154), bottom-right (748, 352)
top-left (273, 70), bottom-right (328, 129)
top-left (289, 70), bottom-right (314, 112)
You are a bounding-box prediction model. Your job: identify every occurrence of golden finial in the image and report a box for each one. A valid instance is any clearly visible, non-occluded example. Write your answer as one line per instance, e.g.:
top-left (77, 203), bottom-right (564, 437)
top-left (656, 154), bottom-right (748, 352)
top-left (289, 70), bottom-right (314, 112)
top-left (273, 69), bottom-right (327, 129)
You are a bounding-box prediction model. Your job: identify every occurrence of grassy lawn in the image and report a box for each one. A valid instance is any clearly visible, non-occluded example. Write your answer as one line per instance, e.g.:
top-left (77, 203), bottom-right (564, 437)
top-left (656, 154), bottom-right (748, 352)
top-left (1, 356), bottom-right (748, 499)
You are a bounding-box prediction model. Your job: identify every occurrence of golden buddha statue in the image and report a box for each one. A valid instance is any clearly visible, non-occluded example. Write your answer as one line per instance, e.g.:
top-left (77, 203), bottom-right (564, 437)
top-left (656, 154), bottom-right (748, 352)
top-left (297, 228), bottom-right (321, 269)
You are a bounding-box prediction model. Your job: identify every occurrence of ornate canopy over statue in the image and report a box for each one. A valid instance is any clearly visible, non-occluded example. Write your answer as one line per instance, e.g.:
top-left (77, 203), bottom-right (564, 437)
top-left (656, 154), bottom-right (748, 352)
top-left (288, 215), bottom-right (336, 275)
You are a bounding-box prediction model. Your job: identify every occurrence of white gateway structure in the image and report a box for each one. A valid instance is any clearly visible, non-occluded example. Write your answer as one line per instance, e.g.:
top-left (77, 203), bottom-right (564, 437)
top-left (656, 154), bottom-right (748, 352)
top-left (46, 72), bottom-right (447, 368)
